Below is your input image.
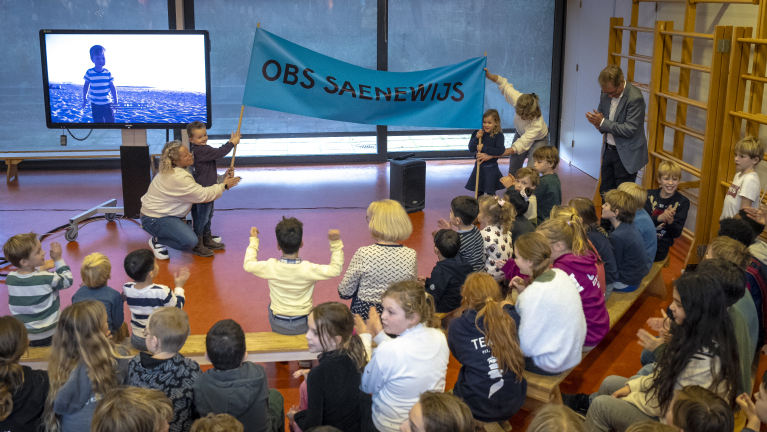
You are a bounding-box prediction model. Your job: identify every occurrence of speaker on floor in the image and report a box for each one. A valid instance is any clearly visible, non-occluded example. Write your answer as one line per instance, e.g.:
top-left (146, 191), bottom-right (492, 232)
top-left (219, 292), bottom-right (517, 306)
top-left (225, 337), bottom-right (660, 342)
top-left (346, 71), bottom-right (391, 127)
top-left (120, 146), bottom-right (152, 219)
top-left (390, 158), bottom-right (425, 213)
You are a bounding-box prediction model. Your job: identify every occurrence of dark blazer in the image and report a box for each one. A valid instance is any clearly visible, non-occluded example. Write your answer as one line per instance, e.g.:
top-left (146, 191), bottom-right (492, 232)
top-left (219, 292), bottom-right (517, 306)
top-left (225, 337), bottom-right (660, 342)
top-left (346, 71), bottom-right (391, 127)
top-left (597, 81), bottom-right (648, 174)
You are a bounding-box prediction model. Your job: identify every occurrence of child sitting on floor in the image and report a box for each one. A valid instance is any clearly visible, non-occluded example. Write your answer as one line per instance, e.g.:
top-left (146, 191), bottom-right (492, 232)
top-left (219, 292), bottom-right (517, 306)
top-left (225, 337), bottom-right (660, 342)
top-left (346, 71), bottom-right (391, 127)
top-left (437, 196), bottom-right (485, 272)
top-left (477, 195), bottom-right (515, 281)
top-left (244, 217), bottom-right (344, 335)
top-left (644, 160), bottom-right (690, 262)
top-left (532, 146), bottom-right (562, 225)
top-left (128, 307), bottom-right (201, 432)
top-left (3, 234), bottom-right (73, 347)
top-left (738, 370), bottom-right (767, 432)
top-left (527, 404), bottom-right (586, 432)
top-left (91, 387), bottom-right (173, 432)
top-left (418, 229), bottom-right (473, 314)
top-left (667, 385), bottom-right (734, 432)
top-left (618, 182), bottom-right (657, 274)
top-left (72, 252), bottom-right (125, 341)
top-left (399, 391), bottom-right (474, 432)
top-left (194, 319), bottom-right (284, 432)
top-left (503, 187), bottom-right (535, 244)
top-left (192, 414), bottom-right (244, 432)
top-left (602, 189), bottom-right (646, 298)
top-left (123, 249), bottom-right (188, 351)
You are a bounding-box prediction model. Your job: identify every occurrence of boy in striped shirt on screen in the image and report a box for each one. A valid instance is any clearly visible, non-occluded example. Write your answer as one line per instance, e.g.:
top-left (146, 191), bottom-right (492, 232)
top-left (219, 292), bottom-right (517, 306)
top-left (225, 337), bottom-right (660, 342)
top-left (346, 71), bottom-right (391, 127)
top-left (3, 233), bottom-right (73, 347)
top-left (82, 44), bottom-right (118, 123)
top-left (123, 249), bottom-right (188, 352)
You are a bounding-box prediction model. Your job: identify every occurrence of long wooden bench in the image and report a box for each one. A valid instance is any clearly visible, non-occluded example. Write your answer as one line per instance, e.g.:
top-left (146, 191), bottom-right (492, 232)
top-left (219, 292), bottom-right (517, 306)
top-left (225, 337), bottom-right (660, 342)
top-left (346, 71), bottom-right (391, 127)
top-left (522, 256), bottom-right (671, 410)
top-left (20, 332), bottom-right (316, 369)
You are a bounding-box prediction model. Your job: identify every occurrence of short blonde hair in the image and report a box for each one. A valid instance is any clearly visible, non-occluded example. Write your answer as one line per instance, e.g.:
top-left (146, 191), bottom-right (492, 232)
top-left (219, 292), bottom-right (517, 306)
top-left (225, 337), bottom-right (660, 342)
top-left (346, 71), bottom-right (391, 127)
top-left (2, 233), bottom-right (38, 267)
top-left (657, 160), bottom-right (682, 181)
top-left (598, 65), bottom-right (624, 88)
top-left (528, 404), bottom-right (586, 432)
top-left (81, 253), bottom-right (111, 288)
top-left (515, 167), bottom-right (540, 187)
top-left (367, 199), bottom-right (412, 242)
top-left (734, 136), bottom-right (764, 161)
top-left (91, 387), bottom-right (172, 432)
top-left (191, 413), bottom-right (244, 432)
top-left (708, 236), bottom-right (751, 271)
top-left (147, 307), bottom-right (190, 353)
top-left (617, 182), bottom-right (647, 212)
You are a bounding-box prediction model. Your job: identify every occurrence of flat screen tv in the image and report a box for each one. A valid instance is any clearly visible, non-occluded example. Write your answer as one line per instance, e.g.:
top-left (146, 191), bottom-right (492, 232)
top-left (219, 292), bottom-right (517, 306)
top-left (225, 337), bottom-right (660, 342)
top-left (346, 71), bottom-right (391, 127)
top-left (39, 30), bottom-right (212, 129)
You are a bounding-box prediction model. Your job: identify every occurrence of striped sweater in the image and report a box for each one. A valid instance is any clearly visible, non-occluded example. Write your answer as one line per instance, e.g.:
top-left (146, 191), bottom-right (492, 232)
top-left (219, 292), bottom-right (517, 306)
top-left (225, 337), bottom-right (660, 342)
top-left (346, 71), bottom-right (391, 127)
top-left (457, 227), bottom-right (486, 273)
top-left (123, 282), bottom-right (185, 336)
top-left (6, 260), bottom-right (73, 340)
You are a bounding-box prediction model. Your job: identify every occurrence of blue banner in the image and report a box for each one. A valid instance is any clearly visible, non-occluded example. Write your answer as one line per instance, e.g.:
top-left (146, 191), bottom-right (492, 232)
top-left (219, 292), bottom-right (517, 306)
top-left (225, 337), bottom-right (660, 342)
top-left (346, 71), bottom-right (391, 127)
top-left (242, 28), bottom-right (486, 128)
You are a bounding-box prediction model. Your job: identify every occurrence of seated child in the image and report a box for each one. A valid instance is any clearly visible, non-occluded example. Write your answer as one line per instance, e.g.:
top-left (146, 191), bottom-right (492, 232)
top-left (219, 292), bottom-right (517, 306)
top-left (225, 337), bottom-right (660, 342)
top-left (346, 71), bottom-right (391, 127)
top-left (503, 187), bottom-right (535, 244)
top-left (244, 217), bottom-right (343, 335)
top-left (465, 109), bottom-right (506, 196)
top-left (338, 200), bottom-right (416, 320)
top-left (3, 234), bottom-right (73, 347)
top-left (511, 232), bottom-right (586, 375)
top-left (738, 370), bottom-right (767, 432)
top-left (527, 404), bottom-right (586, 432)
top-left (399, 391), bottom-right (474, 432)
top-left (194, 319), bottom-right (285, 432)
top-left (128, 307), bottom-right (201, 432)
top-left (437, 196), bottom-right (485, 272)
top-left (721, 136), bottom-right (764, 219)
top-left (477, 196), bottom-right (515, 281)
top-left (123, 249), bottom-right (188, 351)
top-left (0, 316), bottom-right (49, 432)
top-left (502, 167), bottom-right (540, 227)
top-left (667, 385), bottom-right (733, 432)
top-left (91, 387), bottom-right (173, 432)
top-left (72, 252), bottom-right (125, 340)
top-left (644, 160), bottom-right (690, 262)
top-left (532, 146), bottom-right (562, 225)
top-left (625, 422), bottom-right (677, 432)
top-left (192, 413), bottom-right (244, 432)
top-left (45, 301), bottom-right (131, 432)
top-left (569, 197), bottom-right (619, 289)
top-left (602, 190), bottom-right (647, 297)
top-left (618, 182), bottom-right (657, 274)
top-left (418, 229), bottom-right (473, 313)
top-left (187, 120), bottom-right (240, 255)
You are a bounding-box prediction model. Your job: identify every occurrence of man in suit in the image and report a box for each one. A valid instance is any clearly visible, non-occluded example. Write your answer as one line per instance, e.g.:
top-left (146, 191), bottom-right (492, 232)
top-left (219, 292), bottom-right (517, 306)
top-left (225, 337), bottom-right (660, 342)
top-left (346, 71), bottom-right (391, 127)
top-left (586, 65), bottom-right (649, 196)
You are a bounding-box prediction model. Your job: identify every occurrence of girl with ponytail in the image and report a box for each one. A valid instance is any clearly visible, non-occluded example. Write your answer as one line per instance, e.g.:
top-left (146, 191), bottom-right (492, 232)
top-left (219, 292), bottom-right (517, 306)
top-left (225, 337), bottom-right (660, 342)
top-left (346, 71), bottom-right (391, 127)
top-left (538, 216), bottom-right (610, 350)
top-left (288, 302), bottom-right (370, 432)
top-left (448, 273), bottom-right (526, 432)
top-left (478, 195), bottom-right (515, 282)
top-left (0, 316), bottom-right (48, 432)
top-left (512, 232), bottom-right (587, 375)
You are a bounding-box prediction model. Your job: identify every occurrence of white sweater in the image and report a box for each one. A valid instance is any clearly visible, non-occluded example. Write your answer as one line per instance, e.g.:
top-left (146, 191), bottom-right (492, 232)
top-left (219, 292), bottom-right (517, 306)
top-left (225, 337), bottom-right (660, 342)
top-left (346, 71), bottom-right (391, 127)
top-left (496, 76), bottom-right (549, 154)
top-left (517, 268), bottom-right (587, 373)
top-left (361, 324), bottom-right (449, 432)
top-left (140, 167), bottom-right (225, 218)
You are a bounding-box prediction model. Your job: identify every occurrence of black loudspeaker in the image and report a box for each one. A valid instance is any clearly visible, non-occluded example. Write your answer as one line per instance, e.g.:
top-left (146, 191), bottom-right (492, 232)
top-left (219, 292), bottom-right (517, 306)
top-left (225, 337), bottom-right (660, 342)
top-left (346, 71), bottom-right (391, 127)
top-left (390, 158), bottom-right (426, 213)
top-left (120, 146), bottom-right (152, 219)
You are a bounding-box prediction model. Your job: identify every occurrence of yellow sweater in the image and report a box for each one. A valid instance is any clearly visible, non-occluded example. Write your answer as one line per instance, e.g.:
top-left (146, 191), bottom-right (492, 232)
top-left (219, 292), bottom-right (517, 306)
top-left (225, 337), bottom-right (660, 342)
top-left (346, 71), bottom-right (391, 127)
top-left (243, 237), bottom-right (344, 316)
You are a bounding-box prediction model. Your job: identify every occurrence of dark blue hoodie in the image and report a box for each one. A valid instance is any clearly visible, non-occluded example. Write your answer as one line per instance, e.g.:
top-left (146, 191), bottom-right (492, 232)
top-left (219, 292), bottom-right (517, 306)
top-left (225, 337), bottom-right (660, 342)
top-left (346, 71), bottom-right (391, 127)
top-left (425, 256), bottom-right (474, 313)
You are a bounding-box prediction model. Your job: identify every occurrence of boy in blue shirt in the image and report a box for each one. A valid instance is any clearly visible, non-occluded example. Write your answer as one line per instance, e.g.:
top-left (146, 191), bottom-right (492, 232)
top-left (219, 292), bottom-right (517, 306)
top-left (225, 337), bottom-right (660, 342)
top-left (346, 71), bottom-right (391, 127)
top-left (602, 189), bottom-right (646, 299)
top-left (71, 252), bottom-right (125, 340)
top-left (82, 45), bottom-right (117, 123)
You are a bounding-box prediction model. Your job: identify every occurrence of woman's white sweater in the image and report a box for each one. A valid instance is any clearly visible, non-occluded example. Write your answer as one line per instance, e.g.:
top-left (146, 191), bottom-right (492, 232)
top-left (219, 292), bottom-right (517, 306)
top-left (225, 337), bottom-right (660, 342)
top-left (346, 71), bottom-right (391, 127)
top-left (140, 167), bottom-right (224, 218)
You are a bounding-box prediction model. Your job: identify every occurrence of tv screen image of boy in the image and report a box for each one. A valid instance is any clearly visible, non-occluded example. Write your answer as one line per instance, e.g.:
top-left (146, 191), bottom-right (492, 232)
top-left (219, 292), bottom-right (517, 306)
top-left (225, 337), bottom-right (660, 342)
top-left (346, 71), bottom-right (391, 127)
top-left (42, 32), bottom-right (209, 126)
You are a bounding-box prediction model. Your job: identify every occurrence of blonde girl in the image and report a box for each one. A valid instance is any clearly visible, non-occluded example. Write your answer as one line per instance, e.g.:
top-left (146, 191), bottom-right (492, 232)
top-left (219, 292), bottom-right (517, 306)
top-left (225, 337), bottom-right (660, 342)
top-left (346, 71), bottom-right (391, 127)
top-left (0, 316), bottom-right (49, 431)
top-left (44, 300), bottom-right (130, 432)
top-left (512, 232), bottom-right (586, 375)
top-left (357, 281), bottom-right (449, 432)
top-left (288, 302), bottom-right (370, 432)
top-left (448, 273), bottom-right (526, 432)
top-left (538, 217), bottom-right (609, 349)
top-left (483, 69), bottom-right (550, 176)
top-left (465, 109), bottom-right (506, 196)
top-left (477, 195), bottom-right (515, 281)
top-left (527, 405), bottom-right (586, 432)
top-left (140, 140), bottom-right (241, 259)
top-left (338, 199), bottom-right (417, 320)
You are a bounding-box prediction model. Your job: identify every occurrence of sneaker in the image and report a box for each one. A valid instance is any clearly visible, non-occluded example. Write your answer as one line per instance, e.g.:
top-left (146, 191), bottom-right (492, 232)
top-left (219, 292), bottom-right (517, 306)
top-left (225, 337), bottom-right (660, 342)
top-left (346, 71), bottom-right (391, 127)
top-left (191, 237), bottom-right (214, 257)
top-left (562, 393), bottom-right (591, 417)
top-left (148, 238), bottom-right (169, 260)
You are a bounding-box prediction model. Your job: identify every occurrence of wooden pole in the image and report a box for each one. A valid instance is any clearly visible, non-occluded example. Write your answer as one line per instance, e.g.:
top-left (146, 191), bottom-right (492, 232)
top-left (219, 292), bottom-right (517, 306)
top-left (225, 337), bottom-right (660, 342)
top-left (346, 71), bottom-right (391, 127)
top-left (474, 136), bottom-right (483, 199)
top-left (229, 23), bottom-right (260, 171)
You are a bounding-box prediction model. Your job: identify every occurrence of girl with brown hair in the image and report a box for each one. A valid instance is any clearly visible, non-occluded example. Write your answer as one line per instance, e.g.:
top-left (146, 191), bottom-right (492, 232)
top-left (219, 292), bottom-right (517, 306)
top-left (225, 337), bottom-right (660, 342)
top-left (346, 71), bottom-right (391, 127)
top-left (0, 316), bottom-right (49, 432)
top-left (448, 273), bottom-right (527, 432)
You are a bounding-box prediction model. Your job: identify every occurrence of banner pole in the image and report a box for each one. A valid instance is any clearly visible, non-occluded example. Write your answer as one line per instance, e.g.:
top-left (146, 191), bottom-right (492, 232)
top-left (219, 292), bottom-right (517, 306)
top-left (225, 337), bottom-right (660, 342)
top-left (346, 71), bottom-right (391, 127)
top-left (475, 136), bottom-right (483, 199)
top-left (230, 23), bottom-right (259, 171)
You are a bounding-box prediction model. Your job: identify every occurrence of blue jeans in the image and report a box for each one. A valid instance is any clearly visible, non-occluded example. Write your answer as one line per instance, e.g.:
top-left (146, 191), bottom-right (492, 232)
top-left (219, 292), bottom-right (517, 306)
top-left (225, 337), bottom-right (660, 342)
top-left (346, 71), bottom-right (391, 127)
top-left (140, 214), bottom-right (198, 251)
top-left (191, 201), bottom-right (214, 237)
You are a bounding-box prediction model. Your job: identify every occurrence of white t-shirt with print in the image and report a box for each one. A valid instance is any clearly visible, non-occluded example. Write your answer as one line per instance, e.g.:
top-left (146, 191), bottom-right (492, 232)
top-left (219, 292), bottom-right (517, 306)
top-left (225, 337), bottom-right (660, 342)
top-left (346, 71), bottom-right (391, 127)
top-left (721, 171), bottom-right (761, 219)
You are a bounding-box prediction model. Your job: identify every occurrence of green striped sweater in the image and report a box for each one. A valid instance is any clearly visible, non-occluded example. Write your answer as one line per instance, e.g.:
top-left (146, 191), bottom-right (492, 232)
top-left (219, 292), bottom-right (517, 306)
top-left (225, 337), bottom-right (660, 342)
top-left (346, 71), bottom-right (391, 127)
top-left (7, 260), bottom-right (73, 340)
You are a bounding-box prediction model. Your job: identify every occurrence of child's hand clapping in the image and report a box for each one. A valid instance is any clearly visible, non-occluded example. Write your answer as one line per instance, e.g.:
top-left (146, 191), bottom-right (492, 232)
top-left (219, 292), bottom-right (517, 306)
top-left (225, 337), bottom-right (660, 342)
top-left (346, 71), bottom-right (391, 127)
top-left (50, 242), bottom-right (63, 261)
top-left (293, 369), bottom-right (310, 380)
top-left (437, 218), bottom-right (452, 230)
top-left (417, 276), bottom-right (427, 287)
top-left (328, 230), bottom-right (341, 241)
top-left (636, 328), bottom-right (663, 351)
top-left (736, 392), bottom-right (761, 431)
top-left (230, 131), bottom-right (242, 146)
top-left (500, 174), bottom-right (515, 188)
top-left (250, 227), bottom-right (259, 238)
top-left (511, 276), bottom-right (526, 294)
top-left (174, 267), bottom-right (190, 287)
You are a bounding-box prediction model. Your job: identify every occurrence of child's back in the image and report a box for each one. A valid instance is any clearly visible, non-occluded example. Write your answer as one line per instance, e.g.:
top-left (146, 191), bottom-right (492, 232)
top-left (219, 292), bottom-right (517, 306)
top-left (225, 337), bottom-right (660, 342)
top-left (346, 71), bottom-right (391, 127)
top-left (457, 226), bottom-right (486, 273)
top-left (610, 223), bottom-right (647, 286)
top-left (534, 173), bottom-right (561, 224)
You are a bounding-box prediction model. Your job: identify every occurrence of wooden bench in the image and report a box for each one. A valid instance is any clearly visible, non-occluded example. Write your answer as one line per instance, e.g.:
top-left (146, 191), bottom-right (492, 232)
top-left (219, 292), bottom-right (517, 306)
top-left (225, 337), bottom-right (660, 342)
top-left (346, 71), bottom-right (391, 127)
top-left (522, 256), bottom-right (671, 410)
top-left (20, 331), bottom-right (315, 369)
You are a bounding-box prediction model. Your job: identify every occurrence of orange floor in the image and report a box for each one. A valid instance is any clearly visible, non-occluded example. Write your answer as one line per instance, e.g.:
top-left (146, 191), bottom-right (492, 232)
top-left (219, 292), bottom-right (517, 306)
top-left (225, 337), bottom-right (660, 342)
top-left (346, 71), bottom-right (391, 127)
top-left (2, 159), bottom-right (763, 430)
